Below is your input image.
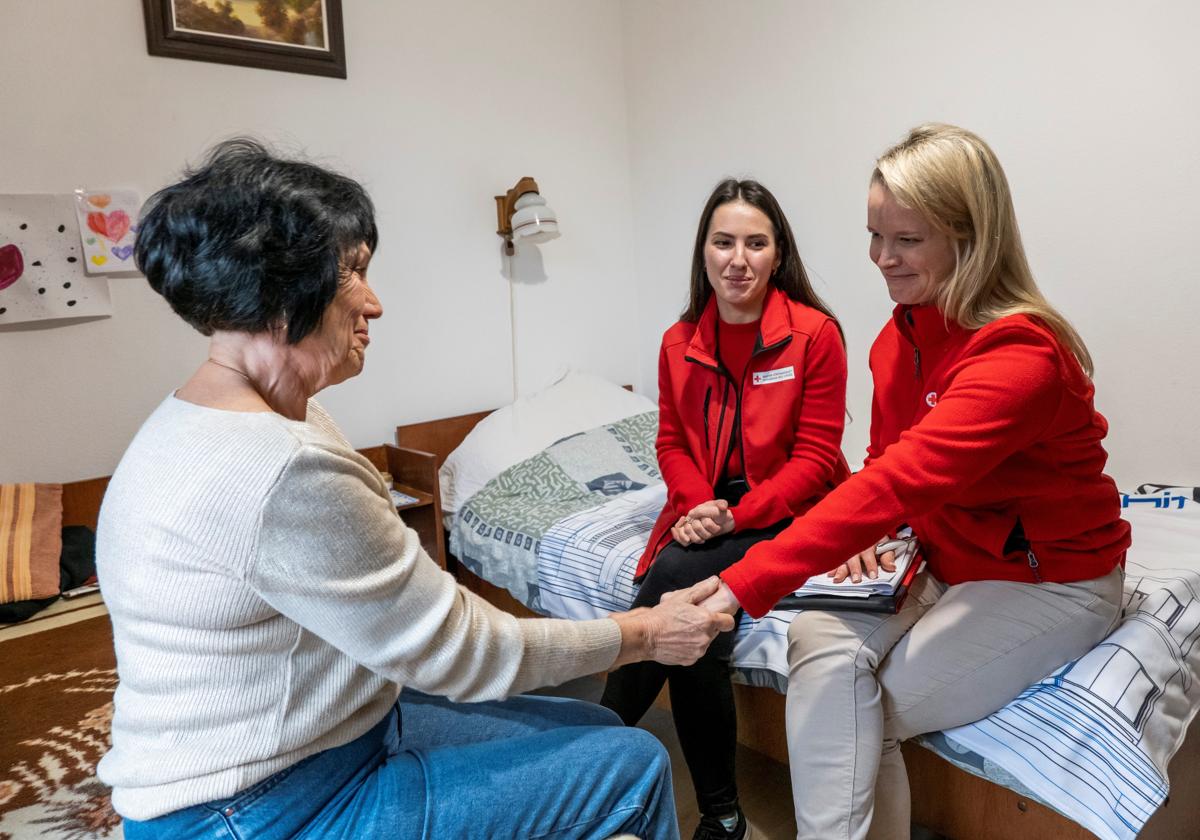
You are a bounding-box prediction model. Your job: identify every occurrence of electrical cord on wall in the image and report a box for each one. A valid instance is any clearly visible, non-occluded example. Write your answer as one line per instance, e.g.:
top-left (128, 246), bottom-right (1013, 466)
top-left (508, 271), bottom-right (519, 402)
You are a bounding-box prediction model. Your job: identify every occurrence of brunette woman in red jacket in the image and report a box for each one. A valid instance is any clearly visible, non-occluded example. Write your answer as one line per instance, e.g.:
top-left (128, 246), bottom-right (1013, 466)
top-left (601, 179), bottom-right (850, 840)
top-left (701, 125), bottom-right (1130, 840)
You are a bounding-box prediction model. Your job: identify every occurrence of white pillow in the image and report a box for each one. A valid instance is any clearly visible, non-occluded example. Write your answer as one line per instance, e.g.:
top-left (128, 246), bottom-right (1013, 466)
top-left (438, 371), bottom-right (657, 516)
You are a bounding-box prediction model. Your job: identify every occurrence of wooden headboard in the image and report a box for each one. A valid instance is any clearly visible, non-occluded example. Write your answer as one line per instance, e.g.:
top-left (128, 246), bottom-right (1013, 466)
top-left (394, 409), bottom-right (493, 468)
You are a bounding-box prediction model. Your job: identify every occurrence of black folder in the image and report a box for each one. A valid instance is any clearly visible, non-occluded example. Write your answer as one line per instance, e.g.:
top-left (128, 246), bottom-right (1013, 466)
top-left (772, 544), bottom-right (923, 614)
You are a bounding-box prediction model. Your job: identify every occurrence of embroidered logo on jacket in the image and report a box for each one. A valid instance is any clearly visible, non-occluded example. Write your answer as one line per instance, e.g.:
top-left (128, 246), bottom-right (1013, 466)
top-left (752, 366), bottom-right (795, 386)
top-left (925, 391), bottom-right (939, 407)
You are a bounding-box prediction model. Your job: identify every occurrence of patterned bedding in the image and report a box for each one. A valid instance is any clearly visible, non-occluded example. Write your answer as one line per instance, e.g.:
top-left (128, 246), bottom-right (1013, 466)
top-left (449, 411), bottom-right (660, 611)
top-left (939, 487), bottom-right (1200, 840)
top-left (450, 423), bottom-right (1200, 839)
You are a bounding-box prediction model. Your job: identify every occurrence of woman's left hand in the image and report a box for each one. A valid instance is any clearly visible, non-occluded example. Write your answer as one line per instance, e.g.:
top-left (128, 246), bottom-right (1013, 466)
top-left (827, 539), bottom-right (897, 583)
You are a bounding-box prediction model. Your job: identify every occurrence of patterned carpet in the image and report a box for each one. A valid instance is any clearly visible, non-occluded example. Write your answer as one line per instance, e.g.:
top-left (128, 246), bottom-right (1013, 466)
top-left (0, 613), bottom-right (122, 839)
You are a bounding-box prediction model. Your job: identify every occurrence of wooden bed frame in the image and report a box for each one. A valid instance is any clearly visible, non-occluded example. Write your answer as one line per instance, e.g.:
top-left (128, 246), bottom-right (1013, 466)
top-left (395, 408), bottom-right (1200, 840)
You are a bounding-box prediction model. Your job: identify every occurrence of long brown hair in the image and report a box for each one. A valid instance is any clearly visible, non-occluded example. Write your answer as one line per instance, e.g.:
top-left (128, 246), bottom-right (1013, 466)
top-left (681, 179), bottom-right (839, 338)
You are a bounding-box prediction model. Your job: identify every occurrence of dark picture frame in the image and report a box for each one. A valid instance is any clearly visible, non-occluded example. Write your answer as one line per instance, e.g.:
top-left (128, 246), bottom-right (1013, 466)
top-left (142, 0), bottom-right (346, 79)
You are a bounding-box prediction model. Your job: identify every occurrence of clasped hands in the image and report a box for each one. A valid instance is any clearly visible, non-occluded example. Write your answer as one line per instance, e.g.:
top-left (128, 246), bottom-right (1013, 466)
top-left (610, 576), bottom-right (738, 668)
top-left (670, 499), bottom-right (735, 546)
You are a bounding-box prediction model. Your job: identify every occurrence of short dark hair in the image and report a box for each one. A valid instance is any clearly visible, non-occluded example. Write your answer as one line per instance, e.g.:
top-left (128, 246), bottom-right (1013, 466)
top-left (135, 138), bottom-right (378, 343)
top-left (682, 179), bottom-right (840, 342)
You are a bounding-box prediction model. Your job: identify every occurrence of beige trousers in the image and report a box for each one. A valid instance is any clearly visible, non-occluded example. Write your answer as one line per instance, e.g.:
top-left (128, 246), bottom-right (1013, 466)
top-left (784, 566), bottom-right (1124, 840)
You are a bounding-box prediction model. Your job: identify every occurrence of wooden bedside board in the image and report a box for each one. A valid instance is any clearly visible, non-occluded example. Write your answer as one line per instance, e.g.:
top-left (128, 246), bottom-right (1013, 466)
top-left (358, 443), bottom-right (446, 569)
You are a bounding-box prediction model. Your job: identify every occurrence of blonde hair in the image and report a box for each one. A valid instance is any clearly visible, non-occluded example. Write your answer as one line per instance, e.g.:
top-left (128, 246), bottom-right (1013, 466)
top-left (873, 123), bottom-right (1093, 376)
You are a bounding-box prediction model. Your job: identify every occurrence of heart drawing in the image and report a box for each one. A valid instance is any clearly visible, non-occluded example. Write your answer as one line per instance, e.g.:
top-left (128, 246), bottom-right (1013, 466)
top-left (87, 210), bottom-right (131, 243)
top-left (112, 244), bottom-right (134, 261)
top-left (87, 194), bottom-right (112, 209)
top-left (91, 254), bottom-right (108, 266)
top-left (0, 244), bottom-right (25, 291)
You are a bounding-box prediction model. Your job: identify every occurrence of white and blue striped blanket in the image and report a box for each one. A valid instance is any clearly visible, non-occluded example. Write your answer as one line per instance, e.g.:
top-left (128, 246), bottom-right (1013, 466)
top-left (939, 487), bottom-right (1200, 840)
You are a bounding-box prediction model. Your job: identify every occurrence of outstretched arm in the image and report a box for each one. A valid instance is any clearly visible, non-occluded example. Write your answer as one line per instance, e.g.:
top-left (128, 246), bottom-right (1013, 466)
top-left (721, 324), bottom-right (1065, 617)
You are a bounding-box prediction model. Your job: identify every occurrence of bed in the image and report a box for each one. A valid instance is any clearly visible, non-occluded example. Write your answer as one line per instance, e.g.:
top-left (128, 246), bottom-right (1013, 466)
top-left (397, 374), bottom-right (1200, 840)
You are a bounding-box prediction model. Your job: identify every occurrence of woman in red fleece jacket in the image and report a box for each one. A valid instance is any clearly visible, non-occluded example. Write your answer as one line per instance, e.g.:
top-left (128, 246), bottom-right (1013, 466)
top-left (602, 179), bottom-right (850, 840)
top-left (702, 125), bottom-right (1130, 839)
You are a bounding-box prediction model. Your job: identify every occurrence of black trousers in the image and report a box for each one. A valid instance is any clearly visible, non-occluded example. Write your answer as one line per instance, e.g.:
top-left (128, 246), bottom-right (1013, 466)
top-left (599, 516), bottom-right (788, 816)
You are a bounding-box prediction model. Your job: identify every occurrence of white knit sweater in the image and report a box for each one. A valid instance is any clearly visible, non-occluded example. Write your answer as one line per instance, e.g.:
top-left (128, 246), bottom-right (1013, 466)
top-left (96, 396), bottom-right (621, 820)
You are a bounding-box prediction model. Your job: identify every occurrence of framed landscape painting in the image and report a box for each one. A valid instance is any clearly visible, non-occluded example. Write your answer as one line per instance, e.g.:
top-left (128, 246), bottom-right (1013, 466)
top-left (142, 0), bottom-right (346, 79)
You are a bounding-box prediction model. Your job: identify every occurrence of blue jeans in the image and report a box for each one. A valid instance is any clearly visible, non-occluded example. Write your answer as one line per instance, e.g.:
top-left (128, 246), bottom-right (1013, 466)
top-left (123, 690), bottom-right (678, 840)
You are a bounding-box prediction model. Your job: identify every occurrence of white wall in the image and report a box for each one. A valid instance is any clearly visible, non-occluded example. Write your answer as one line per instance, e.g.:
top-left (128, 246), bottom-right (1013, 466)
top-left (0, 0), bottom-right (637, 482)
top-left (621, 0), bottom-right (1200, 486)
top-left (4, 1), bottom-right (1197, 488)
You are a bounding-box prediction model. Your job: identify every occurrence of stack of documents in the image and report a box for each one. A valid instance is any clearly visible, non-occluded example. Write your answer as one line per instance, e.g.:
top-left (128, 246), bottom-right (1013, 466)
top-left (774, 532), bottom-right (922, 613)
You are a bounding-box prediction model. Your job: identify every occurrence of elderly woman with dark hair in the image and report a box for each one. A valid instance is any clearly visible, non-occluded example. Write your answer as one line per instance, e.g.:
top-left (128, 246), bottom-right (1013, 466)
top-left (97, 139), bottom-right (733, 840)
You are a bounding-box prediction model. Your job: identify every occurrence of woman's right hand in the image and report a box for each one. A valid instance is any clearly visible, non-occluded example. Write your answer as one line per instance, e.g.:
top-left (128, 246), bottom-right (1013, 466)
top-left (827, 537), bottom-right (897, 583)
top-left (610, 576), bottom-right (735, 668)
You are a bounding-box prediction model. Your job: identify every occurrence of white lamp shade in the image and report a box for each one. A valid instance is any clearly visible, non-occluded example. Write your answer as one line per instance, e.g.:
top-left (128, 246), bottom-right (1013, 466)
top-left (510, 191), bottom-right (560, 245)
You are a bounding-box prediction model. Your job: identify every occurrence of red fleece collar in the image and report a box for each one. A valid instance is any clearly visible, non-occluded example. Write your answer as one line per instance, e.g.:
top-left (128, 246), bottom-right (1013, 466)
top-left (892, 304), bottom-right (965, 349)
top-left (687, 286), bottom-right (795, 368)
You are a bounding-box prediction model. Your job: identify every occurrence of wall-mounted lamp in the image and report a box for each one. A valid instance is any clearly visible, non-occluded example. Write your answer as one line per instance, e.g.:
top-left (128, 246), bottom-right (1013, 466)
top-left (495, 177), bottom-right (559, 255)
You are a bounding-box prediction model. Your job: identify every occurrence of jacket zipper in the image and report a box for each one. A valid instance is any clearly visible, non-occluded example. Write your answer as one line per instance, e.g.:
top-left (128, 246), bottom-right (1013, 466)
top-left (732, 365), bottom-right (749, 483)
top-left (905, 309), bottom-right (922, 382)
top-left (683, 354), bottom-right (730, 481)
top-left (711, 379), bottom-right (730, 479)
top-left (732, 335), bottom-right (788, 486)
top-left (702, 387), bottom-right (712, 449)
top-left (1027, 548), bottom-right (1043, 583)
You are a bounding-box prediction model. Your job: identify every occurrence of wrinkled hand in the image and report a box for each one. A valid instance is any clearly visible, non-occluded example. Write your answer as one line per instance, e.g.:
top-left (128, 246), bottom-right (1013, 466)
top-left (610, 577), bottom-right (735, 668)
top-left (670, 499), bottom-right (734, 546)
top-left (828, 537), bottom-right (897, 583)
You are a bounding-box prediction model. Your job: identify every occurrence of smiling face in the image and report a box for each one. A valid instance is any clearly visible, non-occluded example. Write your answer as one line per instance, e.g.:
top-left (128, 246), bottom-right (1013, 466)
top-left (704, 200), bottom-right (780, 323)
top-left (867, 181), bottom-right (958, 306)
top-left (300, 241), bottom-right (383, 388)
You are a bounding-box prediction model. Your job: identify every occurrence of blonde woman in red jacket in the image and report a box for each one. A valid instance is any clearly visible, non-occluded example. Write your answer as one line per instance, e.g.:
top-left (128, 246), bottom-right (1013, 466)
top-left (701, 125), bottom-right (1130, 840)
top-left (602, 179), bottom-right (850, 840)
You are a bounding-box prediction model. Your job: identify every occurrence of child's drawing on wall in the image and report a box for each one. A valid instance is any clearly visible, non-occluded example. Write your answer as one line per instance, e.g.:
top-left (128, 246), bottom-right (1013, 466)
top-left (73, 190), bottom-right (141, 275)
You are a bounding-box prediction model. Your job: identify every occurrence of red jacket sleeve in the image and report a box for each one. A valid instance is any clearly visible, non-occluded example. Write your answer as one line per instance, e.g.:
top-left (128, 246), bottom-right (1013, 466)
top-left (656, 341), bottom-right (716, 519)
top-left (721, 323), bottom-right (1065, 617)
top-left (729, 319), bottom-right (848, 531)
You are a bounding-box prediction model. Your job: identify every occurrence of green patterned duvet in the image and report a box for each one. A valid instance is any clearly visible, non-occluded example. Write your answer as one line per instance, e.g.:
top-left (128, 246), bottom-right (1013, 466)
top-left (449, 411), bottom-right (661, 609)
